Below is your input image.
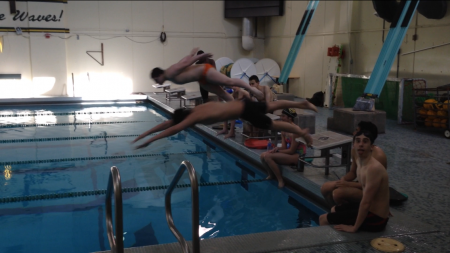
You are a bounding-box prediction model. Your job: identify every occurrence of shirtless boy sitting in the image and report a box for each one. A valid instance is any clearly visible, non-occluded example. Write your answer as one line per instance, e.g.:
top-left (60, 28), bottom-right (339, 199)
top-left (151, 47), bottom-right (264, 100)
top-left (132, 100), bottom-right (317, 149)
top-left (319, 125), bottom-right (390, 233)
top-left (320, 121), bottom-right (387, 207)
top-left (249, 75), bottom-right (275, 104)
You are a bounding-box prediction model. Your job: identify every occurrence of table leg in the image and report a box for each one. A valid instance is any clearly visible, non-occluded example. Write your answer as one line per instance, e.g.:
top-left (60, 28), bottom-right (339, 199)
top-left (297, 155), bottom-right (305, 172)
top-left (345, 143), bottom-right (351, 173)
top-left (274, 131), bottom-right (279, 147)
top-left (286, 78), bottom-right (290, 93)
top-left (323, 149), bottom-right (330, 175)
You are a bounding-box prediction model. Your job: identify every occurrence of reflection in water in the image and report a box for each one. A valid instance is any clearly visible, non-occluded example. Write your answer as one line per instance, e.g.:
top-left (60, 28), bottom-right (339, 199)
top-left (199, 195), bottom-right (224, 238)
top-left (73, 113), bottom-right (77, 132)
top-left (90, 131), bottom-right (108, 155)
top-left (4, 165), bottom-right (11, 180)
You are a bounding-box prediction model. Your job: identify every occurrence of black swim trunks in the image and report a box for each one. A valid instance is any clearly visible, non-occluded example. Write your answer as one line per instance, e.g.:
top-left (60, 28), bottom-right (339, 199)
top-left (240, 100), bottom-right (272, 129)
top-left (173, 108), bottom-right (192, 125)
top-left (326, 202), bottom-right (389, 232)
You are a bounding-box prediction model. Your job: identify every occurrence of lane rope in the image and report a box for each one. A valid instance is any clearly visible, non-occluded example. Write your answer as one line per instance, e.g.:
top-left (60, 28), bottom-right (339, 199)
top-left (0, 120), bottom-right (151, 129)
top-left (0, 178), bottom-right (267, 204)
top-left (0, 134), bottom-right (154, 144)
top-left (0, 150), bottom-right (223, 166)
top-left (0, 110), bottom-right (151, 118)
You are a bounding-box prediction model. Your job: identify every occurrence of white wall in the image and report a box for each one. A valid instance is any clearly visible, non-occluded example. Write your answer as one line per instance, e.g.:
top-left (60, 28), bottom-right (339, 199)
top-left (265, 1), bottom-right (450, 99)
top-left (0, 1), bottom-right (265, 97)
top-left (0, 1), bottom-right (67, 97)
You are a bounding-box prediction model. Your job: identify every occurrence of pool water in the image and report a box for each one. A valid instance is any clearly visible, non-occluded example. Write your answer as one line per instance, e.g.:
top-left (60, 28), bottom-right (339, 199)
top-left (0, 103), bottom-right (323, 253)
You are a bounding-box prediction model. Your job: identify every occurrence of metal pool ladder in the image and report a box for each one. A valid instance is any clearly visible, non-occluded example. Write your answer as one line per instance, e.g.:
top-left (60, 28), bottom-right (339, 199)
top-left (165, 160), bottom-right (200, 253)
top-left (105, 166), bottom-right (124, 253)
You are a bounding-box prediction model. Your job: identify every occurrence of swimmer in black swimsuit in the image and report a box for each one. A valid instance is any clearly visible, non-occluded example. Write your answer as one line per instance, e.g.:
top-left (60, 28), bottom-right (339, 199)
top-left (132, 99), bottom-right (318, 149)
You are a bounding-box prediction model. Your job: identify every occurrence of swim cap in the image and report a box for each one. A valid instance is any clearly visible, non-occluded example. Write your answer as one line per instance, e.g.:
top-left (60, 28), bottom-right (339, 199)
top-left (282, 108), bottom-right (297, 119)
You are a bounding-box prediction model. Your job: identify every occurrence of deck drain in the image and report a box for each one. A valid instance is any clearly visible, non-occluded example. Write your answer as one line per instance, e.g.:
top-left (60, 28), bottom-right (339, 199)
top-left (371, 238), bottom-right (405, 252)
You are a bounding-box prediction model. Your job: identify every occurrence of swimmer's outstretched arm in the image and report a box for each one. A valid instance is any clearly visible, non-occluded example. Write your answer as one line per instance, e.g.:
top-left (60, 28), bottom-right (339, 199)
top-left (135, 115), bottom-right (199, 149)
top-left (132, 120), bottom-right (174, 144)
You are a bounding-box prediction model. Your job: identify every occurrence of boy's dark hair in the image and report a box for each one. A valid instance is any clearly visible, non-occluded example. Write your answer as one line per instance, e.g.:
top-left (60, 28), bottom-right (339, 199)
top-left (249, 75), bottom-right (259, 83)
top-left (172, 108), bottom-right (192, 125)
top-left (354, 130), bottom-right (376, 145)
top-left (151, 68), bottom-right (164, 79)
top-left (197, 50), bottom-right (204, 55)
top-left (357, 121), bottom-right (378, 142)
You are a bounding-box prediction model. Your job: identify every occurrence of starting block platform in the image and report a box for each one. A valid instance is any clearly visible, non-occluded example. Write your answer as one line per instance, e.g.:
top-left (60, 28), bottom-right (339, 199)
top-left (327, 108), bottom-right (386, 135)
top-left (181, 92), bottom-right (203, 108)
top-left (152, 83), bottom-right (171, 92)
top-left (165, 88), bottom-right (186, 101)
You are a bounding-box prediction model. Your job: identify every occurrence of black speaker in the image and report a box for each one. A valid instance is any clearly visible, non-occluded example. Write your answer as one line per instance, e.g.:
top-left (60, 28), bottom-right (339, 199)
top-left (225, 1), bottom-right (284, 18)
top-left (417, 0), bottom-right (447, 20)
top-left (372, 0), bottom-right (399, 23)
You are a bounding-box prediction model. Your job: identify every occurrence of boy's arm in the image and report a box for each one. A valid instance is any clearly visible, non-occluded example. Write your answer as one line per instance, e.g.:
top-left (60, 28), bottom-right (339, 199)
top-left (336, 149), bottom-right (362, 188)
top-left (135, 123), bottom-right (185, 149)
top-left (264, 86), bottom-right (272, 104)
top-left (165, 49), bottom-right (212, 79)
top-left (208, 58), bottom-right (216, 69)
top-left (135, 114), bottom-right (199, 149)
top-left (241, 90), bottom-right (252, 101)
top-left (132, 120), bottom-right (174, 143)
top-left (335, 166), bottom-right (382, 233)
top-left (341, 149), bottom-right (358, 181)
top-left (278, 133), bottom-right (300, 155)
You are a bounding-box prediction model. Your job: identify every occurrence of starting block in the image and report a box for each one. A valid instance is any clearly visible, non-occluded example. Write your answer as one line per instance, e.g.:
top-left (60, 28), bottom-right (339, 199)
top-left (181, 92), bottom-right (203, 108)
top-left (165, 88), bottom-right (186, 101)
top-left (152, 83), bottom-right (171, 93)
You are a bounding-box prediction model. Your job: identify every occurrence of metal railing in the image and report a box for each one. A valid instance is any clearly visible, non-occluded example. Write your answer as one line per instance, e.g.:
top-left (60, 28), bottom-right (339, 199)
top-left (165, 161), bottom-right (200, 253)
top-left (105, 166), bottom-right (124, 253)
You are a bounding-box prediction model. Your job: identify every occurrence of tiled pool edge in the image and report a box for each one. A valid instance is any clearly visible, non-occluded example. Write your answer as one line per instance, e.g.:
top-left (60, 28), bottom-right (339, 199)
top-left (96, 208), bottom-right (439, 253)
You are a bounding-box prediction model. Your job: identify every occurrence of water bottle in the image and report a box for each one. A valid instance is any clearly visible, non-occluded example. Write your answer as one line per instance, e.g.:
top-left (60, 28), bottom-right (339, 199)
top-left (267, 139), bottom-right (273, 151)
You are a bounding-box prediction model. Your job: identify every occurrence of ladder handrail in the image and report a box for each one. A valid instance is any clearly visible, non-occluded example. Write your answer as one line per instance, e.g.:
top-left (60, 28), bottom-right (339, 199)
top-left (165, 161), bottom-right (199, 253)
top-left (105, 166), bottom-right (124, 253)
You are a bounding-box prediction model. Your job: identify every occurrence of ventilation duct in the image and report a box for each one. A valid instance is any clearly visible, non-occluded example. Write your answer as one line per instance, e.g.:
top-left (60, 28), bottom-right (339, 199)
top-left (242, 17), bottom-right (255, 51)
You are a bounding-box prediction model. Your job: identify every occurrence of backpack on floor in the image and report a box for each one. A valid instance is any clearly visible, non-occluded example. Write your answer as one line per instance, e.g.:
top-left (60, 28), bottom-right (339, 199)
top-left (389, 187), bottom-right (408, 206)
top-left (307, 91), bottom-right (325, 107)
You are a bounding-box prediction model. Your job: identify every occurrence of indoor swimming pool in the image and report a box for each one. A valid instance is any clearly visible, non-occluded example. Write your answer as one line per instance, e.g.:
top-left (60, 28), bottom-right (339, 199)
top-left (0, 102), bottom-right (324, 253)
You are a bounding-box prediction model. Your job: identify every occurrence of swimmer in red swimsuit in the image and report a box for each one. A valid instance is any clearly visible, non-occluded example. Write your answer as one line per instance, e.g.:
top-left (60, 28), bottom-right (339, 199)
top-left (150, 47), bottom-right (264, 100)
top-left (195, 50), bottom-right (236, 138)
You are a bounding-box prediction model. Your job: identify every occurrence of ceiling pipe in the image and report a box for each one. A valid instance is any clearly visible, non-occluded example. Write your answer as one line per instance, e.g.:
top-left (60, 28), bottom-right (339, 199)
top-left (242, 17), bottom-right (255, 51)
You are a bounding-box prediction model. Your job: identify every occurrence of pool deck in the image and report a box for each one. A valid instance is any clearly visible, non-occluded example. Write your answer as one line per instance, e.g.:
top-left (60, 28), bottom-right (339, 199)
top-left (112, 93), bottom-right (449, 253)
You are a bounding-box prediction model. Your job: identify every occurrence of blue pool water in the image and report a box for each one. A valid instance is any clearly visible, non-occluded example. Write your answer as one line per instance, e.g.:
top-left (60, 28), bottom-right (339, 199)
top-left (0, 103), bottom-right (324, 253)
